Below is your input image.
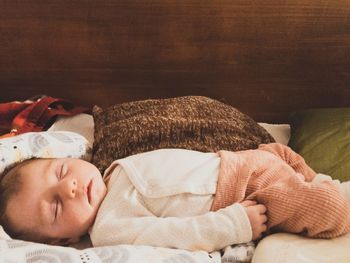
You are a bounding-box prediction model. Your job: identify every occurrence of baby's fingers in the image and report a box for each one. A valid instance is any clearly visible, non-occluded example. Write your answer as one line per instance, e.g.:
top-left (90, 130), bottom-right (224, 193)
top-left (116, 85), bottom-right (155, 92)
top-left (252, 224), bottom-right (268, 240)
top-left (256, 204), bottom-right (267, 214)
top-left (241, 200), bottom-right (257, 207)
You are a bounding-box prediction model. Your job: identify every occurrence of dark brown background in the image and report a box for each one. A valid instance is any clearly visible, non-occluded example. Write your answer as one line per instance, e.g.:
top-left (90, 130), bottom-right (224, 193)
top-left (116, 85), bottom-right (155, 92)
top-left (1, 0), bottom-right (350, 122)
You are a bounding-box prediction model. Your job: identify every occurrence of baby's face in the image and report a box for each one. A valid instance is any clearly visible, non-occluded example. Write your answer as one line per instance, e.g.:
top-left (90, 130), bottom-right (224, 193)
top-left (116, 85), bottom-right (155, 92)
top-left (6, 158), bottom-right (107, 244)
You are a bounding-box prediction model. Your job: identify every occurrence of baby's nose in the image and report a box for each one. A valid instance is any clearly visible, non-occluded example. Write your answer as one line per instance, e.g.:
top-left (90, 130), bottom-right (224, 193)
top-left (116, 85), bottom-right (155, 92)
top-left (64, 178), bottom-right (78, 199)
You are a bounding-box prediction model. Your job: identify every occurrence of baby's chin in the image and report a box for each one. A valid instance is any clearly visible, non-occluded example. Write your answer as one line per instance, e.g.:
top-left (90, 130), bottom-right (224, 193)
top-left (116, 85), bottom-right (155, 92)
top-left (89, 178), bottom-right (107, 219)
top-left (92, 176), bottom-right (107, 202)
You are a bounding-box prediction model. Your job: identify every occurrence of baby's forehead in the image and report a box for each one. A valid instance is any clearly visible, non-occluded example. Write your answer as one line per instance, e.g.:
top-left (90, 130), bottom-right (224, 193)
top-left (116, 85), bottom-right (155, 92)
top-left (16, 159), bottom-right (52, 182)
top-left (15, 158), bottom-right (43, 171)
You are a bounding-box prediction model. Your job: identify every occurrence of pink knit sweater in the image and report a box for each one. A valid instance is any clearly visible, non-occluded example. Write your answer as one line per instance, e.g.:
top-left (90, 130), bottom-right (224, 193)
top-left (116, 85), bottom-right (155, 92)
top-left (211, 143), bottom-right (350, 238)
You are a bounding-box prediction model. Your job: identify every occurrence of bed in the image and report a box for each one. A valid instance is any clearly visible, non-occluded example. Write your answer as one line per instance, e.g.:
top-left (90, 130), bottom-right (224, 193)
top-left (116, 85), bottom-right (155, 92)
top-left (1, 1), bottom-right (350, 262)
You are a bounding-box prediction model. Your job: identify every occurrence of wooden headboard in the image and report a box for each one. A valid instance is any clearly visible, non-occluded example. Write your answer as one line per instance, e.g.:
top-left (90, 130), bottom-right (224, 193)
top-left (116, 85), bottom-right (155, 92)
top-left (1, 1), bottom-right (350, 123)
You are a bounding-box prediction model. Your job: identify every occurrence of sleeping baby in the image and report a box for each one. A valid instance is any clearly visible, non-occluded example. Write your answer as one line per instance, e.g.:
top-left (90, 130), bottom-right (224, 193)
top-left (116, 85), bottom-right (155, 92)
top-left (1, 143), bottom-right (350, 252)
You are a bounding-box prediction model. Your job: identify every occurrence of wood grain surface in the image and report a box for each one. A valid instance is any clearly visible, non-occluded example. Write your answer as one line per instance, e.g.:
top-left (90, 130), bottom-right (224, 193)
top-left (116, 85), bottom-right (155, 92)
top-left (1, 0), bottom-right (350, 122)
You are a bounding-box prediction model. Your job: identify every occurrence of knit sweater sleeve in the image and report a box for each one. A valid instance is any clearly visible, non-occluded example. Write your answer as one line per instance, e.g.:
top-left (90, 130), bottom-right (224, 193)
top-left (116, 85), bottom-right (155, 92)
top-left (90, 203), bottom-right (252, 252)
top-left (258, 143), bottom-right (316, 182)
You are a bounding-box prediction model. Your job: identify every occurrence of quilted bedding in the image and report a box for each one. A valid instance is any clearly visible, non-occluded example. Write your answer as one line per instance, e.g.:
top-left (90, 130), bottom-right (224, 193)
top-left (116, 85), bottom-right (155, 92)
top-left (0, 237), bottom-right (220, 263)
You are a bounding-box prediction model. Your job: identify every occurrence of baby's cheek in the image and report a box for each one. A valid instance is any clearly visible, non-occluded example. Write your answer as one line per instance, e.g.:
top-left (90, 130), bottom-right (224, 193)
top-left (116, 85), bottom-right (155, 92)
top-left (67, 207), bottom-right (95, 234)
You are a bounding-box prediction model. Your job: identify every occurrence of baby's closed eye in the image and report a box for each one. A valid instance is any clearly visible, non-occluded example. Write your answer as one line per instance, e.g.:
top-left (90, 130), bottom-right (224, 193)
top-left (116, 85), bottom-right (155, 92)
top-left (56, 163), bottom-right (68, 180)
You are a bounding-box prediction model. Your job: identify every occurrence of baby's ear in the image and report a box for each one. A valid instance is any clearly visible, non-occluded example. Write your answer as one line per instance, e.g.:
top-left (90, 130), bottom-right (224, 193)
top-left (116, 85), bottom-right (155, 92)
top-left (50, 237), bottom-right (80, 246)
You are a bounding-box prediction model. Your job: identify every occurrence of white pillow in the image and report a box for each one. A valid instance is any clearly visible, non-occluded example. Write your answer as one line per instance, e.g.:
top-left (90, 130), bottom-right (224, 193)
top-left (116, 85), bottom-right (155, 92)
top-left (48, 113), bottom-right (94, 146)
top-left (258, 123), bottom-right (291, 145)
top-left (49, 115), bottom-right (291, 147)
top-left (0, 131), bottom-right (91, 175)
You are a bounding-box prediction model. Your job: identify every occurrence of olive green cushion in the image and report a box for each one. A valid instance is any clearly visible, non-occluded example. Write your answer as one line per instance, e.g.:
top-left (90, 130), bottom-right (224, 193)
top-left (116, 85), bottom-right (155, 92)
top-left (289, 108), bottom-right (350, 182)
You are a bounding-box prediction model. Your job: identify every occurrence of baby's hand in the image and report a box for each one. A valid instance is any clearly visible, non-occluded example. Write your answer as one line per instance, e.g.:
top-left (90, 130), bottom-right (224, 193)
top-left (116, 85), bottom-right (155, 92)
top-left (241, 200), bottom-right (267, 240)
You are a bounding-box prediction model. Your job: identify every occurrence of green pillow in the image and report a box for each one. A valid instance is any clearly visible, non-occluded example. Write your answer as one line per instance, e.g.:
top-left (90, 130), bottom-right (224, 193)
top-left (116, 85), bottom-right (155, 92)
top-left (289, 108), bottom-right (350, 182)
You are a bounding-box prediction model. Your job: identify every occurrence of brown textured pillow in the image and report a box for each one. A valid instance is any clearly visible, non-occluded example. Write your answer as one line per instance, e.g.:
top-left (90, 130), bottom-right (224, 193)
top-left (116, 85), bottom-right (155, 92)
top-left (92, 96), bottom-right (274, 173)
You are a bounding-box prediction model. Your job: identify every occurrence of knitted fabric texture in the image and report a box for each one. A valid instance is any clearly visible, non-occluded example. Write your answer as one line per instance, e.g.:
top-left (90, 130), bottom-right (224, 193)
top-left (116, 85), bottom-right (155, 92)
top-left (211, 143), bottom-right (350, 238)
top-left (92, 96), bottom-right (274, 173)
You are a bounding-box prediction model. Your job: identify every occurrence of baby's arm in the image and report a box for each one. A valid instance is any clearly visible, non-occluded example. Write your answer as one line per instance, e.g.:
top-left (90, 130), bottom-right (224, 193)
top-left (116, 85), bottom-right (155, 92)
top-left (90, 203), bottom-right (252, 252)
top-left (258, 143), bottom-right (317, 182)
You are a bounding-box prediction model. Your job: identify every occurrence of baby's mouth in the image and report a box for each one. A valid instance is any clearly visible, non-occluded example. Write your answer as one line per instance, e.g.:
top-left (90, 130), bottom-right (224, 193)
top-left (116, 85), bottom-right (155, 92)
top-left (87, 180), bottom-right (93, 205)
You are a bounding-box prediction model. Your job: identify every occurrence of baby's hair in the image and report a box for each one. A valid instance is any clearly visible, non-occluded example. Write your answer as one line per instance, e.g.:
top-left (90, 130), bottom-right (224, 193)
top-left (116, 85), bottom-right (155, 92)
top-left (0, 159), bottom-right (41, 242)
top-left (0, 162), bottom-right (24, 238)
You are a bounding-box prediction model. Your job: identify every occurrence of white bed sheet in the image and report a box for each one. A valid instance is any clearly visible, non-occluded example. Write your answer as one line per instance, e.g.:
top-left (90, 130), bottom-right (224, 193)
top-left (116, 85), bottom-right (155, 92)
top-left (253, 233), bottom-right (350, 263)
